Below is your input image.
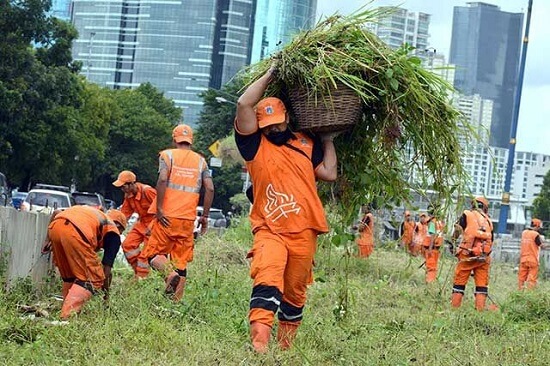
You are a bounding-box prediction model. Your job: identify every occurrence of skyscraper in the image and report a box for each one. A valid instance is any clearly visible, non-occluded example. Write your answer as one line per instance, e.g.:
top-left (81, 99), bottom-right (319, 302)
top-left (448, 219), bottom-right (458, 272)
top-left (70, 0), bottom-right (255, 125)
top-left (50, 0), bottom-right (72, 21)
top-left (250, 0), bottom-right (317, 63)
top-left (449, 2), bottom-right (523, 148)
top-left (366, 7), bottom-right (430, 52)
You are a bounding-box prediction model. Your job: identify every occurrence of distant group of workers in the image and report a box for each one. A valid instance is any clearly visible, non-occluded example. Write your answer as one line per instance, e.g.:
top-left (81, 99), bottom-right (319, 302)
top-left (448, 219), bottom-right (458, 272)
top-left (37, 64), bottom-right (547, 355)
top-left (359, 195), bottom-right (546, 312)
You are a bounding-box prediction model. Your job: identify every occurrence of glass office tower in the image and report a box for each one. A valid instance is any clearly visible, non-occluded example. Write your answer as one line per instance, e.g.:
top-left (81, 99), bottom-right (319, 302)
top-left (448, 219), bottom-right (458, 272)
top-left (71, 0), bottom-right (254, 125)
top-left (250, 0), bottom-right (317, 63)
top-left (50, 0), bottom-right (72, 21)
top-left (450, 2), bottom-right (523, 148)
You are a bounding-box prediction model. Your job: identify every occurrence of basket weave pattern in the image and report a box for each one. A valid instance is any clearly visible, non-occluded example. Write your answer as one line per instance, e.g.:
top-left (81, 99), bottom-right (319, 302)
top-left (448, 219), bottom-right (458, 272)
top-left (288, 83), bottom-right (363, 133)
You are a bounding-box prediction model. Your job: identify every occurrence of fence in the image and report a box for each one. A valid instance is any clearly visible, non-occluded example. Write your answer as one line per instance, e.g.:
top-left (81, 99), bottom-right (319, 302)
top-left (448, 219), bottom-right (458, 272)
top-left (0, 206), bottom-right (53, 290)
top-left (492, 235), bottom-right (550, 276)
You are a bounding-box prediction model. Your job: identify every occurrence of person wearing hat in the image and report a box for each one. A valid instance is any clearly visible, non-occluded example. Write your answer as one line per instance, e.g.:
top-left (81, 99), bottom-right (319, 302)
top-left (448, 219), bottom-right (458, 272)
top-left (113, 170), bottom-right (157, 278)
top-left (450, 196), bottom-right (494, 310)
top-left (142, 123), bottom-right (214, 302)
top-left (412, 213), bottom-right (428, 257)
top-left (518, 218), bottom-right (547, 290)
top-left (356, 205), bottom-right (375, 258)
top-left (422, 206), bottom-right (445, 283)
top-left (235, 66), bottom-right (338, 353)
top-left (399, 210), bottom-right (416, 254)
top-left (40, 206), bottom-right (126, 319)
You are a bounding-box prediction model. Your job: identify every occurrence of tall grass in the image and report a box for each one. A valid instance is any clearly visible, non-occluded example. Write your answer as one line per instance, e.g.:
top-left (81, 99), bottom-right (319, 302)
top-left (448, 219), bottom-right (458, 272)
top-left (1, 217), bottom-right (550, 365)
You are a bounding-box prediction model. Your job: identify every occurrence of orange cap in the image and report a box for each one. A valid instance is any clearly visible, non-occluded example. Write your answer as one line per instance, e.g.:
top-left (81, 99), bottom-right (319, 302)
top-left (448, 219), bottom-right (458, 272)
top-left (256, 97), bottom-right (287, 128)
top-left (107, 209), bottom-right (127, 230)
top-left (531, 218), bottom-right (542, 228)
top-left (173, 124), bottom-right (193, 144)
top-left (112, 170), bottom-right (136, 187)
top-left (474, 196), bottom-right (489, 208)
top-left (420, 213), bottom-right (427, 217)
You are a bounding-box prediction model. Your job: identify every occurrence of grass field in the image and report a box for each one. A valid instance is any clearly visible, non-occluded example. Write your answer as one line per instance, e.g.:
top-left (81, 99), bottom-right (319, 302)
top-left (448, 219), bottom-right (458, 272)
top-left (1, 216), bottom-right (550, 365)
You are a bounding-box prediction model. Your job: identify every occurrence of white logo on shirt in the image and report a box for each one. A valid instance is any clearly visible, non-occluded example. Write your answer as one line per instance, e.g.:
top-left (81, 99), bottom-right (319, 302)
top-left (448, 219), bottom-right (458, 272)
top-left (264, 184), bottom-right (301, 222)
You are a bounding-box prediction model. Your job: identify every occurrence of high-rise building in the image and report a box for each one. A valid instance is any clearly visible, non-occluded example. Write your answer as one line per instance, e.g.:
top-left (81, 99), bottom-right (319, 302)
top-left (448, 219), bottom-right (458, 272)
top-left (366, 7), bottom-right (430, 52)
top-left (449, 2), bottom-right (523, 148)
top-left (70, 0), bottom-right (255, 125)
top-left (250, 0), bottom-right (317, 63)
top-left (50, 0), bottom-right (72, 21)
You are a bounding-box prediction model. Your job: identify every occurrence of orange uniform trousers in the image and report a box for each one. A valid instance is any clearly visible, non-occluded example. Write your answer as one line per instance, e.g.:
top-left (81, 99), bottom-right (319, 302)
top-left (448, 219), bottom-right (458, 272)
top-left (356, 232), bottom-right (374, 258)
top-left (452, 254), bottom-right (490, 297)
top-left (249, 229), bottom-right (317, 327)
top-left (518, 260), bottom-right (539, 289)
top-left (122, 221), bottom-right (150, 277)
top-left (422, 247), bottom-right (440, 283)
top-left (141, 218), bottom-right (194, 271)
top-left (48, 220), bottom-right (105, 289)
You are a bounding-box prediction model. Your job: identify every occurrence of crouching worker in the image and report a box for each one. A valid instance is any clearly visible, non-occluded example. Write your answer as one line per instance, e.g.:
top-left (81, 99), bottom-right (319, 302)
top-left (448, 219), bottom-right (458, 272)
top-left (235, 66), bottom-right (338, 353)
top-left (41, 206), bottom-right (126, 319)
top-left (142, 124), bottom-right (214, 302)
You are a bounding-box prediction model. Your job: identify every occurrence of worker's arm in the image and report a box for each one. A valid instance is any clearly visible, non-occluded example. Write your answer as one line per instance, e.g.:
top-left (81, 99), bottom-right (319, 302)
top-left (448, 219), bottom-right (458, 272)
top-left (155, 154), bottom-right (170, 227)
top-left (200, 173), bottom-right (215, 235)
top-left (119, 199), bottom-right (133, 219)
top-left (314, 134), bottom-right (338, 182)
top-left (101, 232), bottom-right (121, 297)
top-left (236, 67), bottom-right (276, 135)
top-left (41, 209), bottom-right (62, 253)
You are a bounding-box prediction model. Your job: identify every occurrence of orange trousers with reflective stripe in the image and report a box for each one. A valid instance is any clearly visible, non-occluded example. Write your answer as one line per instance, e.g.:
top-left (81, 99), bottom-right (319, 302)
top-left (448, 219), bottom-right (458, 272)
top-left (249, 229), bottom-right (317, 327)
top-left (141, 218), bottom-right (194, 270)
top-left (48, 220), bottom-right (104, 289)
top-left (122, 221), bottom-right (150, 276)
top-left (518, 261), bottom-right (539, 289)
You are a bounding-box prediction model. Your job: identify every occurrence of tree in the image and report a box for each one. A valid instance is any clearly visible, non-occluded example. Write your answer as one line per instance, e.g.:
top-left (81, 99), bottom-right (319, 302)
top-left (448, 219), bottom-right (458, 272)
top-left (532, 169), bottom-right (550, 229)
top-left (194, 79), bottom-right (244, 211)
top-left (0, 0), bottom-right (84, 189)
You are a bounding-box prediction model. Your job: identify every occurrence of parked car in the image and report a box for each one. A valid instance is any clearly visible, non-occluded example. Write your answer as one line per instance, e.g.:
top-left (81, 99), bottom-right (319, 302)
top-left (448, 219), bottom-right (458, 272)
top-left (194, 206), bottom-right (227, 238)
top-left (105, 199), bottom-right (117, 210)
top-left (21, 184), bottom-right (75, 213)
top-left (11, 192), bottom-right (28, 210)
top-left (72, 191), bottom-right (107, 212)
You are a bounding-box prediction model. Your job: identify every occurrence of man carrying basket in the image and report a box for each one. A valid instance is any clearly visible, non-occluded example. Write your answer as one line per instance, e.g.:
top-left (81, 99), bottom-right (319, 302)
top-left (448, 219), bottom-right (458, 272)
top-left (235, 66), bottom-right (339, 353)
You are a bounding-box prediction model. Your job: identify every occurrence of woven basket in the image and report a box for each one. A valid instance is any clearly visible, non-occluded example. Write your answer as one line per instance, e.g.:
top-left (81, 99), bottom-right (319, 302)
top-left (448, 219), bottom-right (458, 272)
top-left (288, 83), bottom-right (363, 133)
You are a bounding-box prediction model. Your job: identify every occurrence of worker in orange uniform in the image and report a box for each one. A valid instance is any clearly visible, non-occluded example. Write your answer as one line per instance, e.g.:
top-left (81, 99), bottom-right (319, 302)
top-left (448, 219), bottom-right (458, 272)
top-left (235, 66), bottom-right (338, 353)
top-left (412, 213), bottom-right (428, 257)
top-left (518, 218), bottom-right (547, 290)
top-left (399, 210), bottom-right (415, 254)
top-left (450, 196), bottom-right (493, 311)
top-left (356, 206), bottom-right (375, 258)
top-left (113, 170), bottom-right (157, 278)
top-left (142, 124), bottom-right (214, 302)
top-left (41, 206), bottom-right (126, 319)
top-left (422, 206), bottom-right (445, 283)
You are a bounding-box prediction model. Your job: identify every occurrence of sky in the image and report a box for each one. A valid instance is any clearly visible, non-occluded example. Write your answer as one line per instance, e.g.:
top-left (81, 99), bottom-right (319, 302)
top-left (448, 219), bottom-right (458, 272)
top-left (316, 0), bottom-right (550, 155)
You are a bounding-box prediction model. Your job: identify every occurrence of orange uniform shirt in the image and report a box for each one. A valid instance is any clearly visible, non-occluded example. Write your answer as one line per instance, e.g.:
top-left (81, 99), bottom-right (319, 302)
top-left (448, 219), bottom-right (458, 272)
top-left (520, 229), bottom-right (543, 264)
top-left (120, 182), bottom-right (157, 226)
top-left (246, 133), bottom-right (328, 234)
